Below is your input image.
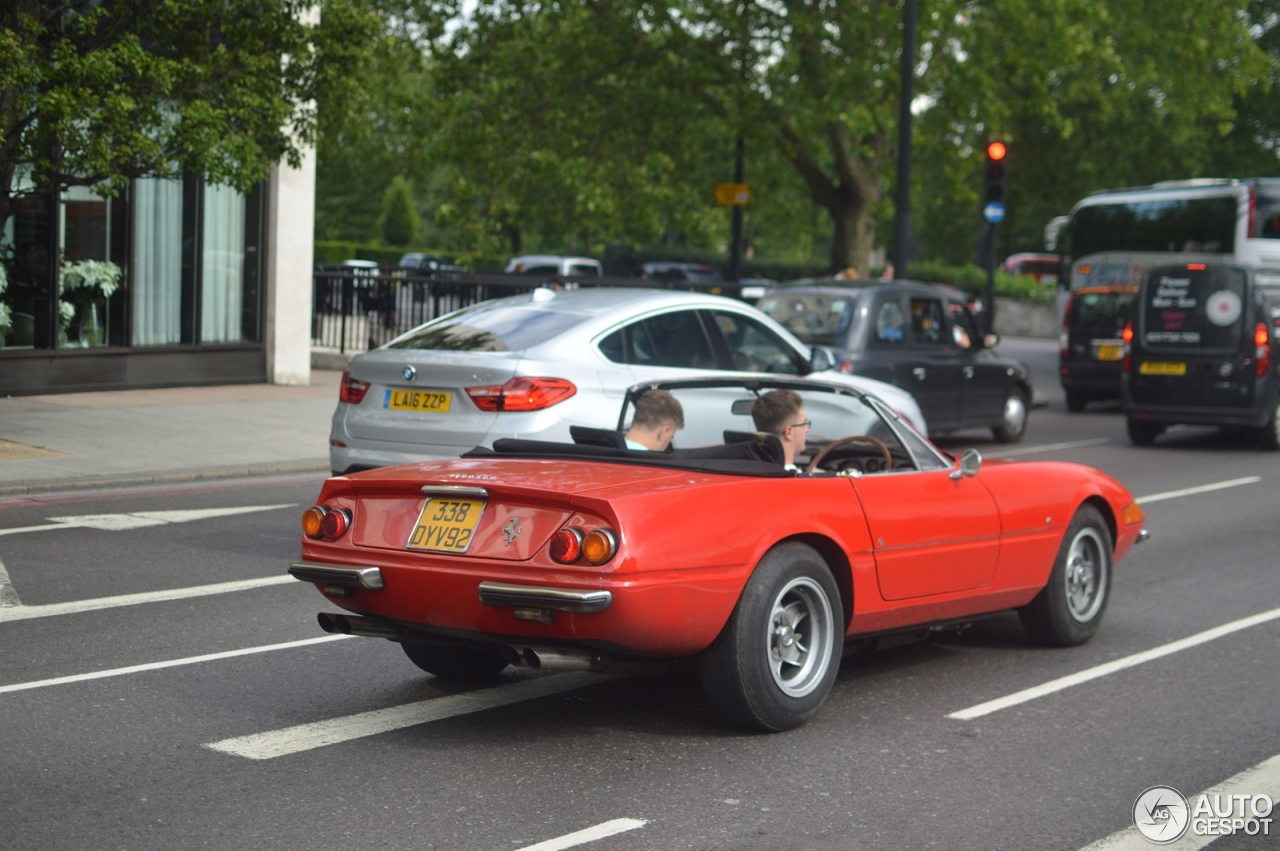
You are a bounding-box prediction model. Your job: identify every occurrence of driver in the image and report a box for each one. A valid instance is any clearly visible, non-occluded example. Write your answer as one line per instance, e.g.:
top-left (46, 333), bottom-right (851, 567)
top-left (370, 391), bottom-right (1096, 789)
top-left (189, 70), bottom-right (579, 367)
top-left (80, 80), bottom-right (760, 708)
top-left (751, 389), bottom-right (810, 471)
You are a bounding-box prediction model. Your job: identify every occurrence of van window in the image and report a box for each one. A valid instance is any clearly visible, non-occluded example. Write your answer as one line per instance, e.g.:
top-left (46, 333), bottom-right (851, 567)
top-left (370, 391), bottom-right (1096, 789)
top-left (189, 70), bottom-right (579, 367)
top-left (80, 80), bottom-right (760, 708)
top-left (1141, 267), bottom-right (1247, 349)
top-left (1071, 291), bottom-right (1136, 336)
top-left (568, 264), bottom-right (600, 277)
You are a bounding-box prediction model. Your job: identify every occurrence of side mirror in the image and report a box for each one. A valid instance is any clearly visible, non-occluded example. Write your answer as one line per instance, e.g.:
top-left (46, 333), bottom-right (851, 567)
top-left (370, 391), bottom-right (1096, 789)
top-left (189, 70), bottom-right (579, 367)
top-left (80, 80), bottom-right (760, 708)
top-left (949, 448), bottom-right (982, 480)
top-left (809, 347), bottom-right (833, 373)
top-left (983, 332), bottom-right (1000, 349)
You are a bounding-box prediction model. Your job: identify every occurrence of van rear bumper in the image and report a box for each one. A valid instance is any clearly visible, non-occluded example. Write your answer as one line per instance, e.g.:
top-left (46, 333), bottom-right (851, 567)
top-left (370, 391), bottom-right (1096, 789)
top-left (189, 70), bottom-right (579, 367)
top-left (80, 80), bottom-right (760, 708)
top-left (1122, 403), bottom-right (1271, 428)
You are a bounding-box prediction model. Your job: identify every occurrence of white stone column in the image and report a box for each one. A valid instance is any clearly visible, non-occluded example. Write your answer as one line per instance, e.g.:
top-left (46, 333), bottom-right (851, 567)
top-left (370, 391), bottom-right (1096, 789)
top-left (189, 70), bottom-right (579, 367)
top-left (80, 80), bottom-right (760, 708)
top-left (264, 145), bottom-right (316, 386)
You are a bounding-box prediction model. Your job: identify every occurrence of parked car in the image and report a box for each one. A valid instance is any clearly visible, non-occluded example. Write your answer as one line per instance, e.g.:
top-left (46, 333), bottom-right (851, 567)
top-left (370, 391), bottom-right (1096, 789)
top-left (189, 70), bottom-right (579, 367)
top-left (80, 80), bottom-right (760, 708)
top-left (756, 282), bottom-right (1033, 441)
top-left (328, 287), bottom-right (928, 475)
top-left (1059, 285), bottom-right (1138, 411)
top-left (504, 255), bottom-right (602, 277)
top-left (293, 375), bottom-right (1148, 731)
top-left (1002, 253), bottom-right (1061, 285)
top-left (398, 252), bottom-right (466, 273)
top-left (1122, 263), bottom-right (1280, 448)
top-left (640, 261), bottom-right (722, 283)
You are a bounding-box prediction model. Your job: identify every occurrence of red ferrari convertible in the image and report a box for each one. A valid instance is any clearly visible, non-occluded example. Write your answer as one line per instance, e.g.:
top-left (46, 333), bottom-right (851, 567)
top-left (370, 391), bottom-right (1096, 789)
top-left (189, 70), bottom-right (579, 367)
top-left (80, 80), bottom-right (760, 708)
top-left (290, 378), bottom-right (1148, 731)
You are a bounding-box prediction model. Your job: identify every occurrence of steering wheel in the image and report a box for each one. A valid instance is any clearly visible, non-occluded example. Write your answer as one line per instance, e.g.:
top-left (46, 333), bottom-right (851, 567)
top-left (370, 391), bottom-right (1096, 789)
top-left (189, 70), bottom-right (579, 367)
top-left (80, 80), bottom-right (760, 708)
top-left (806, 435), bottom-right (893, 475)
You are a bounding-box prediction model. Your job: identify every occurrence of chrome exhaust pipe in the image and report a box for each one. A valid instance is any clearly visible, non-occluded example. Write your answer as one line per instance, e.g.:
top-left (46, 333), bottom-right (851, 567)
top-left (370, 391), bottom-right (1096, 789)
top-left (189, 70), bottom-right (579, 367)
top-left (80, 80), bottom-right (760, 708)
top-left (516, 645), bottom-right (597, 671)
top-left (317, 612), bottom-right (401, 640)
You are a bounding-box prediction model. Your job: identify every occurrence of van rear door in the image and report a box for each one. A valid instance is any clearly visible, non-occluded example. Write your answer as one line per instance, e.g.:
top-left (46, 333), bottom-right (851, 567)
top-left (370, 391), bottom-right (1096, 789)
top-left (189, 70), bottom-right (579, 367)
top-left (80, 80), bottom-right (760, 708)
top-left (1131, 265), bottom-right (1254, 409)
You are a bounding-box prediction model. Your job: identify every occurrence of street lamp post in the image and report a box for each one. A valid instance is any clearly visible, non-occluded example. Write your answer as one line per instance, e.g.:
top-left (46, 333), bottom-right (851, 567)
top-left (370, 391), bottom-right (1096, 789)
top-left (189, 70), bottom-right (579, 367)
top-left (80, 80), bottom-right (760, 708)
top-left (892, 0), bottom-right (917, 281)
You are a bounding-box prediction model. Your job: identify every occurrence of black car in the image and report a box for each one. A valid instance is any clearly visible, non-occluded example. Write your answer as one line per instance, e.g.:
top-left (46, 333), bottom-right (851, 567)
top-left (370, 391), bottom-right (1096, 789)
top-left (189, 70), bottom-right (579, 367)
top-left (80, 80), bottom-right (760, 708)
top-left (1059, 285), bottom-right (1138, 411)
top-left (1122, 263), bottom-right (1280, 448)
top-left (757, 282), bottom-right (1033, 441)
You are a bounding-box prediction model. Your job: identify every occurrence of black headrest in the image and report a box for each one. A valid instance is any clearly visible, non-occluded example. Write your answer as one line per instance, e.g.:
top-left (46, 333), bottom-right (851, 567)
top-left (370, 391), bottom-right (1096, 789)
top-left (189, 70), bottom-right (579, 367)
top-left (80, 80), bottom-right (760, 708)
top-left (570, 425), bottom-right (628, 450)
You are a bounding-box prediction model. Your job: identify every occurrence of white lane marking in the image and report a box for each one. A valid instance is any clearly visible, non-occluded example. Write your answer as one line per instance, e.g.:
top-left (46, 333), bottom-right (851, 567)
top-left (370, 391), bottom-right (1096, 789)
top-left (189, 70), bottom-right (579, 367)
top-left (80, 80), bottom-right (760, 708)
top-left (1136, 476), bottom-right (1261, 505)
top-left (1078, 752), bottom-right (1280, 850)
top-left (0, 557), bottom-right (20, 607)
top-left (206, 672), bottom-right (611, 760)
top-left (0, 503), bottom-right (297, 537)
top-left (0, 575), bottom-right (295, 623)
top-left (0, 635), bottom-right (350, 695)
top-left (984, 437), bottom-right (1111, 458)
top-left (949, 604), bottom-right (1280, 720)
top-left (515, 819), bottom-right (649, 851)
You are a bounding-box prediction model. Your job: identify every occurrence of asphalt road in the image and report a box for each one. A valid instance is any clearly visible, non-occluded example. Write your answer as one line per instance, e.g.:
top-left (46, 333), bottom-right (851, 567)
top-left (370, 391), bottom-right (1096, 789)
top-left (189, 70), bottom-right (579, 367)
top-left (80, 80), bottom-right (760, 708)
top-left (2, 384), bottom-right (1279, 849)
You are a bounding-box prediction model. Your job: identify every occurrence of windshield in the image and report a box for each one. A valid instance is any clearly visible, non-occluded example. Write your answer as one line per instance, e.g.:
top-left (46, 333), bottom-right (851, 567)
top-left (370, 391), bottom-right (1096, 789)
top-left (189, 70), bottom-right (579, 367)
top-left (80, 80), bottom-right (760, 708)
top-left (1067, 195), bottom-right (1238, 259)
top-left (1140, 266), bottom-right (1247, 350)
top-left (1070, 291), bottom-right (1136, 336)
top-left (387, 305), bottom-right (588, 352)
top-left (755, 292), bottom-right (854, 345)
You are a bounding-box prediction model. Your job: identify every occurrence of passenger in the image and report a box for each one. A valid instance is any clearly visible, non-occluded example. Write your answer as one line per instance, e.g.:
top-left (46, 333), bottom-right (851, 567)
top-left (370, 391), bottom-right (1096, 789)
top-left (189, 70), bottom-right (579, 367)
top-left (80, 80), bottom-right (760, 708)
top-left (751, 389), bottom-right (810, 470)
top-left (624, 389), bottom-right (685, 451)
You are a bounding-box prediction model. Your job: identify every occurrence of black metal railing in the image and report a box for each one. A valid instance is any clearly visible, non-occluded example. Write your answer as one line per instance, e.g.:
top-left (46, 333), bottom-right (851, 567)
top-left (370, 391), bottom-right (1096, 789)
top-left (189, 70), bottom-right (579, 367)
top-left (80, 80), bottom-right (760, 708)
top-left (311, 266), bottom-right (756, 354)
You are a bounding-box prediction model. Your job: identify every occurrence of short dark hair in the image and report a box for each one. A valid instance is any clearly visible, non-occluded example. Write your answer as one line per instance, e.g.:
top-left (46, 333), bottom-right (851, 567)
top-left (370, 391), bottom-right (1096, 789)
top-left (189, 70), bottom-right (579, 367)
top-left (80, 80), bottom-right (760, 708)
top-left (752, 389), bottom-right (803, 436)
top-left (632, 389), bottom-right (685, 429)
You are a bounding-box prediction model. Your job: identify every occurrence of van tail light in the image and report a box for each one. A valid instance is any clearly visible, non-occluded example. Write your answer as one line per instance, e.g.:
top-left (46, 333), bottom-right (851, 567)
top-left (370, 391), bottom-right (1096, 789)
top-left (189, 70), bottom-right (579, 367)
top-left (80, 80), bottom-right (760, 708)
top-left (339, 370), bottom-right (371, 404)
top-left (1121, 321), bottom-right (1133, 373)
top-left (1060, 296), bottom-right (1073, 359)
top-left (466, 377), bottom-right (577, 411)
top-left (839, 360), bottom-right (854, 374)
top-left (1256, 322), bottom-right (1271, 377)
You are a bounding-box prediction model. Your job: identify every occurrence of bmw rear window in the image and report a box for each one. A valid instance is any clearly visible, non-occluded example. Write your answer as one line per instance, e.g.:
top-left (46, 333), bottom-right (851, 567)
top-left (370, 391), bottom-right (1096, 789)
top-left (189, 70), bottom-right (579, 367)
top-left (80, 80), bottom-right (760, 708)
top-left (387, 305), bottom-right (588, 352)
top-left (1141, 266), bottom-right (1246, 349)
top-left (756, 293), bottom-right (853, 345)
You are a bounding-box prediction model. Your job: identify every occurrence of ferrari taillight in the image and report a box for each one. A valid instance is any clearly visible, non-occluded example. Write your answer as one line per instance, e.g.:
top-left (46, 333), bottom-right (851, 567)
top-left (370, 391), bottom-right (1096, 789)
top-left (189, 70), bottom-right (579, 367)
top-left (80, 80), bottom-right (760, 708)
top-left (466, 377), bottom-right (577, 411)
top-left (582, 529), bottom-right (618, 565)
top-left (1121, 321), bottom-right (1134, 373)
top-left (549, 528), bottom-right (584, 563)
top-left (302, 507), bottom-right (326, 539)
top-left (302, 506), bottom-right (352, 541)
top-left (1256, 322), bottom-right (1271, 377)
top-left (339, 370), bottom-right (370, 404)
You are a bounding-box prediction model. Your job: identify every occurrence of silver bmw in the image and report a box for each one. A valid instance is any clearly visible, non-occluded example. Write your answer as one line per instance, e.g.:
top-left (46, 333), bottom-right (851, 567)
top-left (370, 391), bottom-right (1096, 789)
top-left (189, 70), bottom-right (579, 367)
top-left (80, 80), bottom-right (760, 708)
top-left (329, 287), bottom-right (928, 474)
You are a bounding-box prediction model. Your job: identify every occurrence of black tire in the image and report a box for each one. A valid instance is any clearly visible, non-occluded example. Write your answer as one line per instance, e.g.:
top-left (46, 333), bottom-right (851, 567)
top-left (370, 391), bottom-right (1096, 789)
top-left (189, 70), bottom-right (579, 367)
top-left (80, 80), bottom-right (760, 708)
top-left (1259, 398), bottom-right (1280, 451)
top-left (991, 389), bottom-right (1029, 443)
top-left (1019, 505), bottom-right (1113, 647)
top-left (697, 543), bottom-right (842, 732)
top-left (1126, 417), bottom-right (1161, 446)
top-left (1064, 390), bottom-right (1088, 413)
top-left (402, 642), bottom-right (509, 680)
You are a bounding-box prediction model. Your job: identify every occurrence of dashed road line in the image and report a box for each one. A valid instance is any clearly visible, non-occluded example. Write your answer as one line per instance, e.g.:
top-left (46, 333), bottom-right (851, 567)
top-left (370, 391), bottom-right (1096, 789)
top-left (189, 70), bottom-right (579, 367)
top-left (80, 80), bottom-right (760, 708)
top-left (205, 672), bottom-right (613, 760)
top-left (0, 575), bottom-right (295, 623)
top-left (984, 437), bottom-right (1111, 458)
top-left (1078, 752), bottom-right (1280, 850)
top-left (949, 604), bottom-right (1280, 720)
top-left (0, 504), bottom-right (296, 537)
top-left (515, 818), bottom-right (649, 851)
top-left (0, 635), bottom-right (350, 695)
top-left (1135, 476), bottom-right (1261, 505)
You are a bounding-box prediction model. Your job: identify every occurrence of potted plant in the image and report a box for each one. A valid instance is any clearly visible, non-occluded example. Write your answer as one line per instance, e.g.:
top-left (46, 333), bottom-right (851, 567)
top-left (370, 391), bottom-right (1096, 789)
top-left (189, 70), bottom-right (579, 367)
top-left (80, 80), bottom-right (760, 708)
top-left (59, 259), bottom-right (121, 347)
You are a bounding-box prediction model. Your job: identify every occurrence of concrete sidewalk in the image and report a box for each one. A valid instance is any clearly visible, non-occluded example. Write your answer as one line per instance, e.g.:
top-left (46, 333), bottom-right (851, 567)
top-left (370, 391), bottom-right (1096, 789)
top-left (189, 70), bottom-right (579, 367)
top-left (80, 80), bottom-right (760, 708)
top-left (0, 371), bottom-right (342, 496)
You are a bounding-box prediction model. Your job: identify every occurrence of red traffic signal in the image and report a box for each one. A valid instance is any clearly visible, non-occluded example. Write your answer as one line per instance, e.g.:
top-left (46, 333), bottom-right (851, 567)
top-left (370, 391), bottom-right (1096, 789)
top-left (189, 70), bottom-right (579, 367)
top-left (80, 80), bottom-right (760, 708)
top-left (986, 140), bottom-right (1007, 161)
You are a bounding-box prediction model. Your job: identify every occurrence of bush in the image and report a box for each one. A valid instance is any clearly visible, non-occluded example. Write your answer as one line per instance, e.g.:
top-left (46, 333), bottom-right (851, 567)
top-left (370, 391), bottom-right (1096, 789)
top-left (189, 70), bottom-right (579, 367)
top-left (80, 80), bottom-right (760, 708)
top-left (378, 176), bottom-right (419, 247)
top-left (905, 260), bottom-right (1055, 302)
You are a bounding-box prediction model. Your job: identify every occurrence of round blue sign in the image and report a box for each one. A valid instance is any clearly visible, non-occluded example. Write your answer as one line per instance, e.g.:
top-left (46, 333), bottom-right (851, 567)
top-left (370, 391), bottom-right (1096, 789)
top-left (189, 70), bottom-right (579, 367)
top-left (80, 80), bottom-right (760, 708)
top-left (983, 202), bottom-right (1006, 224)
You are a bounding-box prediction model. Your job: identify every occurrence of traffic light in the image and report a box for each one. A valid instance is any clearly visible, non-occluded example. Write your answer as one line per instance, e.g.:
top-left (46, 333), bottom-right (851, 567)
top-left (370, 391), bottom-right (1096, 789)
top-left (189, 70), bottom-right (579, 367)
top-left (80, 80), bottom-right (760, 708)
top-left (981, 140), bottom-right (1008, 224)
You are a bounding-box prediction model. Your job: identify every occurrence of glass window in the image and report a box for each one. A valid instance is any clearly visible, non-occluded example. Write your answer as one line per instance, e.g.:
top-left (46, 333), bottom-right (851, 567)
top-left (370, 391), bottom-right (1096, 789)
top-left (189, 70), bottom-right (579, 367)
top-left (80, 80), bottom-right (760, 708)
top-left (1070, 290), bottom-right (1136, 336)
top-left (872, 299), bottom-right (906, 345)
top-left (568, 264), bottom-right (599, 277)
top-left (711, 310), bottom-right (802, 374)
top-left (910, 298), bottom-right (946, 346)
top-left (388, 305), bottom-right (589, 352)
top-left (639, 310), bottom-right (716, 368)
top-left (755, 293), bottom-right (852, 345)
top-left (131, 178), bottom-right (184, 345)
top-left (1254, 194), bottom-right (1280, 239)
top-left (948, 302), bottom-right (979, 349)
top-left (1069, 195), bottom-right (1237, 258)
top-left (58, 186), bottom-right (126, 348)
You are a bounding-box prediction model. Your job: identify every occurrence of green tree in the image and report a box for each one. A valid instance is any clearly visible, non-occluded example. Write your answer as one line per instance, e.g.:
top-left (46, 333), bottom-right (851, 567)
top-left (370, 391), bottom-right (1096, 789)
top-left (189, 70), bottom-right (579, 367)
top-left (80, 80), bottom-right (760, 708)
top-left (379, 174), bottom-right (419, 246)
top-left (0, 0), bottom-right (389, 231)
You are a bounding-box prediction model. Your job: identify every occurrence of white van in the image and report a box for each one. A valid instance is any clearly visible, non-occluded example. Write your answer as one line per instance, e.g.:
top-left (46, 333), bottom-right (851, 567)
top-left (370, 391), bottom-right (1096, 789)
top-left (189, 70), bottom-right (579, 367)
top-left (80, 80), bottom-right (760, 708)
top-left (504, 255), bottom-right (603, 277)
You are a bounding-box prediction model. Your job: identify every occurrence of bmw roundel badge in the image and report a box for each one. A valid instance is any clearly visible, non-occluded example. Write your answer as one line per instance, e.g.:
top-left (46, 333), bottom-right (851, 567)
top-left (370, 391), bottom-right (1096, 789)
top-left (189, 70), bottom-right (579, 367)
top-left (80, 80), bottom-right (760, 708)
top-left (403, 365), bottom-right (416, 382)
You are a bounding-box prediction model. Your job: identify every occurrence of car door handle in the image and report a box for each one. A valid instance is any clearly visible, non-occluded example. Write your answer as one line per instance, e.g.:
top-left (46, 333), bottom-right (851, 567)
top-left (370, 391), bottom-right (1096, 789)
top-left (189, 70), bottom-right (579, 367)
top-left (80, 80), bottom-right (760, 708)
top-left (963, 366), bottom-right (975, 379)
top-left (913, 367), bottom-right (926, 380)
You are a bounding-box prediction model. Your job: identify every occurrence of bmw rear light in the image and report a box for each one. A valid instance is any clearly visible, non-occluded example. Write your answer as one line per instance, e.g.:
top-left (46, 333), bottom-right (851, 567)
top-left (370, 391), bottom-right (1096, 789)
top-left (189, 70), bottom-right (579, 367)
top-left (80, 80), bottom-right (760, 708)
top-left (301, 506), bottom-right (352, 541)
top-left (1256, 322), bottom-right (1271, 377)
top-left (339, 370), bottom-right (370, 404)
top-left (466, 377), bottom-right (577, 412)
top-left (1122, 321), bottom-right (1133, 373)
top-left (549, 528), bottom-right (584, 563)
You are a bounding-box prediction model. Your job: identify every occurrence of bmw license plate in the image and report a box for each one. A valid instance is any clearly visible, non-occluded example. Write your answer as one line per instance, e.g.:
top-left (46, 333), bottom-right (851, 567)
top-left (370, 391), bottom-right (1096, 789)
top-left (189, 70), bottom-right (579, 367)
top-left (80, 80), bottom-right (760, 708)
top-left (385, 388), bottom-right (452, 412)
top-left (1139, 361), bottom-right (1187, 376)
top-left (407, 498), bottom-right (485, 552)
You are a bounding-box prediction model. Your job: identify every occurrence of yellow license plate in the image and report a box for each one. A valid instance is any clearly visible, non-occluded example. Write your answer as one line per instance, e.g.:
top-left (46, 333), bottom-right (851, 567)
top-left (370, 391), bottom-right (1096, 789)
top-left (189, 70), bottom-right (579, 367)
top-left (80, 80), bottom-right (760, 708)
top-left (1139, 361), bottom-right (1187, 376)
top-left (1095, 344), bottom-right (1122, 362)
top-left (407, 498), bottom-right (485, 552)
top-left (386, 389), bottom-right (452, 412)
